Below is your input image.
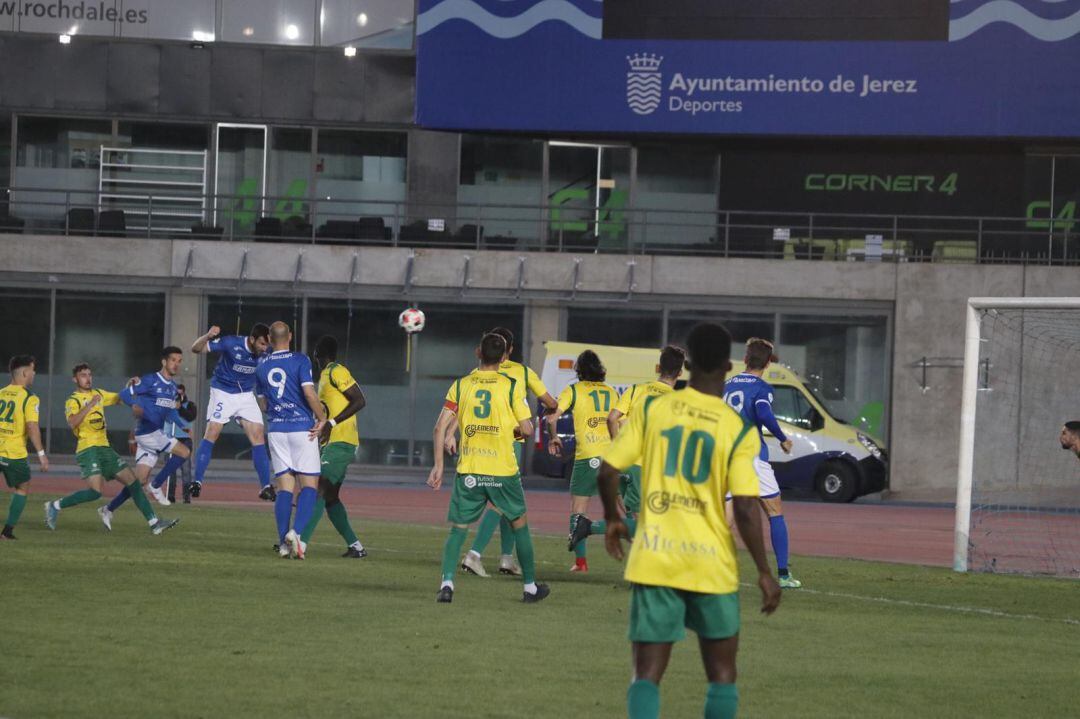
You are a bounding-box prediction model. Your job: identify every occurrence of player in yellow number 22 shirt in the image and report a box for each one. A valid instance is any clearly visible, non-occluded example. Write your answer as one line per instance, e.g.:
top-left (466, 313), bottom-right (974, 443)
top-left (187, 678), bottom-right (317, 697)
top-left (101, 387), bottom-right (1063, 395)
top-left (598, 323), bottom-right (782, 719)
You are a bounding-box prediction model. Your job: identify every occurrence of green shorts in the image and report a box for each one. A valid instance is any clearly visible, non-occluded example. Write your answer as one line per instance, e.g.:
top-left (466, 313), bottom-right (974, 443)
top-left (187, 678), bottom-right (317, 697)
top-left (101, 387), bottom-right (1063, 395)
top-left (320, 442), bottom-right (356, 485)
top-left (0, 456), bottom-right (31, 488)
top-left (76, 446), bottom-right (128, 481)
top-left (628, 584), bottom-right (740, 643)
top-left (447, 472), bottom-right (526, 525)
top-left (570, 457), bottom-right (602, 497)
top-left (620, 464), bottom-right (642, 515)
top-left (513, 441), bottom-right (523, 465)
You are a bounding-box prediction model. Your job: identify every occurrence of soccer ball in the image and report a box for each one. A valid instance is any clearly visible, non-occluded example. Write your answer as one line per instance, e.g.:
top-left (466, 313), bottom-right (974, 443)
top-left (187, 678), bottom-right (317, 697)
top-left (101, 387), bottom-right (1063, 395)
top-left (398, 308), bottom-right (426, 334)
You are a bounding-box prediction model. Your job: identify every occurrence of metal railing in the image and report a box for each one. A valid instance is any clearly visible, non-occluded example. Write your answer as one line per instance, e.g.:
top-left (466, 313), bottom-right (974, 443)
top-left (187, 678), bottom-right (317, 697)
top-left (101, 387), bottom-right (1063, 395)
top-left (0, 186), bottom-right (1075, 265)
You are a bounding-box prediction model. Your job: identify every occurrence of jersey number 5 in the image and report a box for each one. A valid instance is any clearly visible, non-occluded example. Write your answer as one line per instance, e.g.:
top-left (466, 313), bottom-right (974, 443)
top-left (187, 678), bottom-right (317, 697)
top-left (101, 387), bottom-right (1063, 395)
top-left (473, 389), bottom-right (492, 419)
top-left (267, 368), bottom-right (288, 399)
top-left (659, 426), bottom-right (715, 485)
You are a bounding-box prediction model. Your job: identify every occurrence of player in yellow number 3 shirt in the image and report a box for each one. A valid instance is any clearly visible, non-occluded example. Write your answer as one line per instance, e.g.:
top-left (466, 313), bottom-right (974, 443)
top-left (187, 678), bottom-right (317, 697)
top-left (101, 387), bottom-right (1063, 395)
top-left (598, 323), bottom-right (781, 719)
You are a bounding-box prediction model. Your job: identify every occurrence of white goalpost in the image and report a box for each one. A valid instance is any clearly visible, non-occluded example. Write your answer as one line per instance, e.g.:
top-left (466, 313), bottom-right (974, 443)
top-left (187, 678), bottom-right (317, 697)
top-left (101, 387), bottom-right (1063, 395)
top-left (954, 297), bottom-right (1080, 577)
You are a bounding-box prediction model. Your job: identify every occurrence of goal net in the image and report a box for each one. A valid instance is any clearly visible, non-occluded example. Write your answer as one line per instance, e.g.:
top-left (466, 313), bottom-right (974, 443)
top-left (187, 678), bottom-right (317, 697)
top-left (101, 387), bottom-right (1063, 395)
top-left (955, 298), bottom-right (1080, 578)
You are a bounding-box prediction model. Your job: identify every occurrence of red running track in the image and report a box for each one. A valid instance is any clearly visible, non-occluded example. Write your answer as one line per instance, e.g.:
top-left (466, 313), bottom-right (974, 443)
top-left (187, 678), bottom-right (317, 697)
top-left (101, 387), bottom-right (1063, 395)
top-left (28, 476), bottom-right (957, 568)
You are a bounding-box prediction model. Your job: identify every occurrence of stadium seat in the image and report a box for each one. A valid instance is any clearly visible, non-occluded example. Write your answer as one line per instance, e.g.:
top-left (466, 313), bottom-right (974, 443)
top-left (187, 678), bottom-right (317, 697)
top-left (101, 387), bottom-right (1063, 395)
top-left (254, 216), bottom-right (282, 240)
top-left (189, 224), bottom-right (225, 240)
top-left (0, 213), bottom-right (25, 234)
top-left (282, 215), bottom-right (313, 241)
top-left (97, 210), bottom-right (127, 238)
top-left (356, 216), bottom-right (387, 243)
top-left (67, 208), bottom-right (95, 237)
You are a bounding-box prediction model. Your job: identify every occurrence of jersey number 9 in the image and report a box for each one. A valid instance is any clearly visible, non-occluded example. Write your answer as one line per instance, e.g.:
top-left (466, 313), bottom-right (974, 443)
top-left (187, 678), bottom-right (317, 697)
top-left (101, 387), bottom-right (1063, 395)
top-left (267, 368), bottom-right (288, 399)
top-left (724, 390), bottom-right (744, 415)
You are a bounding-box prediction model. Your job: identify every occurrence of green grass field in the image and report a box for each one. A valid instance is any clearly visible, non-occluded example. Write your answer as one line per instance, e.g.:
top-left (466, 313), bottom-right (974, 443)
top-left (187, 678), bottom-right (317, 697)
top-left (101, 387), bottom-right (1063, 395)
top-left (2, 492), bottom-right (1078, 718)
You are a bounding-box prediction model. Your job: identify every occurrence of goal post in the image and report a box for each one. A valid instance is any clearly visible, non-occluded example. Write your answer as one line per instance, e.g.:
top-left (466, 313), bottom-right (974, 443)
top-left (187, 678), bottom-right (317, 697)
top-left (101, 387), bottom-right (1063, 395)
top-left (954, 297), bottom-right (1080, 576)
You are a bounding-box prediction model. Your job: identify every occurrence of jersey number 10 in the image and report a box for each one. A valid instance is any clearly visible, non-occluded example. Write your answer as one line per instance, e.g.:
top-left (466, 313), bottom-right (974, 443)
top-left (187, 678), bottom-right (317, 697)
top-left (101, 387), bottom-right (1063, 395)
top-left (659, 426), bottom-right (715, 485)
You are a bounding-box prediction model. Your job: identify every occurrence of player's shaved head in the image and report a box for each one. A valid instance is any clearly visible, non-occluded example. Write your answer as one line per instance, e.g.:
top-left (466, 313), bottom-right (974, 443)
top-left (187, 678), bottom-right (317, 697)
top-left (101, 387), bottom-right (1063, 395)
top-left (270, 321), bottom-right (291, 349)
top-left (686, 323), bottom-right (732, 375)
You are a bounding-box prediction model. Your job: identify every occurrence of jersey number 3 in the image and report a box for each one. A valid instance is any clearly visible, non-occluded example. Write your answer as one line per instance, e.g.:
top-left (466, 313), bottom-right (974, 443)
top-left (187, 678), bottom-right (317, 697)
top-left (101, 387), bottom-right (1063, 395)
top-left (660, 426), bottom-right (715, 485)
top-left (473, 389), bottom-right (492, 419)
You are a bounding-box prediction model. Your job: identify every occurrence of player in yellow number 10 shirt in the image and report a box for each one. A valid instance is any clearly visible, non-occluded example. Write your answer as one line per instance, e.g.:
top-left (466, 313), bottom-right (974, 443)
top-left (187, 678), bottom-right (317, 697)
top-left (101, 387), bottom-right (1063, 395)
top-left (598, 323), bottom-right (781, 719)
top-left (1, 355), bottom-right (48, 540)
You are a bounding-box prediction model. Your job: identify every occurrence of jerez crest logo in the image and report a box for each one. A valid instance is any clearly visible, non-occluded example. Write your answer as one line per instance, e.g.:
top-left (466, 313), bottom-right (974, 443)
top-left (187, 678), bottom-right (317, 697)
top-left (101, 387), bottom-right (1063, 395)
top-left (626, 53), bottom-right (663, 115)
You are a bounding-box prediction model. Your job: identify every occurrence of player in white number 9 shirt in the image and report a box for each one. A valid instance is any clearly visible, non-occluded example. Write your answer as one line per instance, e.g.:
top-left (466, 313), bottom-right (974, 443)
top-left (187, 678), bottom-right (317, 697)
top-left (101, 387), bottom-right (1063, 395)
top-left (255, 321), bottom-right (327, 560)
top-left (189, 323), bottom-right (273, 501)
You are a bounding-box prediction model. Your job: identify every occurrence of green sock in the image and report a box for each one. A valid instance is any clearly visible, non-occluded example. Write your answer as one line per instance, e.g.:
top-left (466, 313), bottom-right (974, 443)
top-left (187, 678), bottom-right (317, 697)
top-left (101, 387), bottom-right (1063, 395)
top-left (512, 523), bottom-right (536, 585)
top-left (704, 683), bottom-right (738, 719)
top-left (58, 488), bottom-right (102, 509)
top-left (326, 501), bottom-right (358, 546)
top-left (128, 483), bottom-right (157, 522)
top-left (469, 509), bottom-right (500, 554)
top-left (627, 680), bottom-right (660, 719)
top-left (301, 498), bottom-right (326, 543)
top-left (6, 493), bottom-right (27, 528)
top-left (498, 515), bottom-right (516, 555)
top-left (626, 516), bottom-right (637, 536)
top-left (592, 519), bottom-right (606, 535)
top-left (571, 514), bottom-right (587, 559)
top-left (440, 526), bottom-right (468, 582)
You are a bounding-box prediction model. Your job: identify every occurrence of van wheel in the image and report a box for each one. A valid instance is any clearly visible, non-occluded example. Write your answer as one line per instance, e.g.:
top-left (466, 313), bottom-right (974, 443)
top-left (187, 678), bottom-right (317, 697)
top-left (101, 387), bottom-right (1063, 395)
top-left (815, 461), bottom-right (858, 503)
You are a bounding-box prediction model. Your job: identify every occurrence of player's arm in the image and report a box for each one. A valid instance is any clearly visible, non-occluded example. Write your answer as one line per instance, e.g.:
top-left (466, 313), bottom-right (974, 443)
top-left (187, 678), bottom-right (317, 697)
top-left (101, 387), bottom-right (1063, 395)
top-left (756, 395), bottom-right (792, 454)
top-left (546, 387), bottom-right (573, 456)
top-left (608, 386), bottom-right (633, 438)
top-left (119, 377), bottom-right (148, 419)
top-left (427, 407), bottom-right (457, 491)
top-left (526, 370), bottom-right (558, 413)
top-left (191, 325), bottom-right (222, 354)
top-left (607, 409), bottom-right (625, 439)
top-left (25, 397), bottom-right (47, 471)
top-left (511, 384), bottom-right (534, 440)
top-left (302, 384), bottom-right (327, 440)
top-left (597, 404), bottom-right (645, 560)
top-left (329, 367), bottom-right (366, 425)
top-left (729, 430), bottom-right (781, 614)
top-left (65, 395), bottom-right (100, 430)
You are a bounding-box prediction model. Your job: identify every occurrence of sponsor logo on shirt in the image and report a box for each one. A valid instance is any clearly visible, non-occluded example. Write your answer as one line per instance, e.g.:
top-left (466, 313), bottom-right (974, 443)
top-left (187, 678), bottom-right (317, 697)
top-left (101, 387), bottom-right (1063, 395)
top-left (586, 416), bottom-right (604, 428)
top-left (589, 457), bottom-right (601, 469)
top-left (638, 524), bottom-right (719, 558)
top-left (647, 490), bottom-right (707, 516)
top-left (464, 424), bottom-right (499, 437)
top-left (462, 474), bottom-right (504, 489)
top-left (460, 446), bottom-right (498, 458)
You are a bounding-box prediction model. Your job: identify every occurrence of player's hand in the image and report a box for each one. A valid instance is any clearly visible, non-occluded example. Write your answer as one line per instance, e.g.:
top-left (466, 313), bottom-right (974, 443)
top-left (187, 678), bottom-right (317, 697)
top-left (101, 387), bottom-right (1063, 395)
top-left (604, 517), bottom-right (631, 561)
top-left (308, 420), bottom-right (326, 441)
top-left (758, 572), bottom-right (782, 615)
top-left (38, 454), bottom-right (49, 472)
top-left (780, 439), bottom-right (793, 455)
top-left (207, 325), bottom-right (221, 339)
top-left (126, 376), bottom-right (140, 388)
top-left (444, 434), bottom-right (458, 456)
top-left (318, 423), bottom-right (331, 445)
top-left (87, 394), bottom-right (102, 408)
top-left (426, 467), bottom-right (443, 490)
top-left (548, 436), bottom-right (563, 457)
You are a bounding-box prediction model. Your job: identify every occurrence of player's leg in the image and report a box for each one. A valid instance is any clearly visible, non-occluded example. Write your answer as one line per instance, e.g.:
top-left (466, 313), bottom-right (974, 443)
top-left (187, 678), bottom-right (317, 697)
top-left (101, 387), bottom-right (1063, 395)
top-left (583, 465), bottom-right (641, 548)
top-left (464, 508), bottom-right (500, 572)
top-left (687, 590), bottom-right (741, 718)
top-left (46, 449), bottom-right (107, 529)
top-left (148, 437), bottom-right (188, 504)
top-left (756, 459), bottom-right (800, 588)
top-left (438, 474), bottom-right (486, 602)
top-left (302, 442), bottom-right (363, 555)
top-left (178, 440), bottom-right (193, 503)
top-left (288, 472), bottom-right (319, 559)
top-left (105, 432), bottom-right (163, 515)
top-left (115, 465), bottom-right (179, 534)
top-left (238, 401), bottom-right (274, 499)
top-left (492, 475), bottom-right (548, 601)
top-left (1, 458), bottom-right (32, 539)
top-left (191, 398), bottom-right (225, 496)
top-left (496, 442), bottom-right (524, 574)
top-left (267, 431), bottom-right (296, 555)
top-left (627, 584), bottom-right (685, 719)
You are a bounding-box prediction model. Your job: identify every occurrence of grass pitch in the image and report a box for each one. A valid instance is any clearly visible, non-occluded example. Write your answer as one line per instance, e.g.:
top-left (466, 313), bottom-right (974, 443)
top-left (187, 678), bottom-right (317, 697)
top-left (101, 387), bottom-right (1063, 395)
top-left (2, 491), bottom-right (1078, 718)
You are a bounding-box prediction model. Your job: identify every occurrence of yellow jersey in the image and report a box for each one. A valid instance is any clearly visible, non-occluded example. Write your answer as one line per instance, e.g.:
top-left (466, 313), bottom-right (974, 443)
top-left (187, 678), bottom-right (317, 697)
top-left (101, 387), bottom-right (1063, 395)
top-left (615, 380), bottom-right (675, 422)
top-left (445, 370), bottom-right (530, 477)
top-left (555, 381), bottom-right (616, 460)
top-left (0, 384), bottom-right (40, 459)
top-left (604, 387), bottom-right (760, 595)
top-left (481, 360), bottom-right (547, 445)
top-left (319, 363), bottom-right (360, 446)
top-left (65, 388), bottom-right (122, 453)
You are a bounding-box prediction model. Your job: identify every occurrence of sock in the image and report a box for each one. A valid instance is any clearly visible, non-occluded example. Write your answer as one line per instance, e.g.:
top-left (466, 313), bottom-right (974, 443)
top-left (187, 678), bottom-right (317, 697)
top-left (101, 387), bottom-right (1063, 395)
top-left (194, 438), bottom-right (214, 484)
top-left (625, 516), bottom-right (638, 536)
top-left (512, 524), bottom-right (537, 585)
top-left (704, 683), bottom-right (738, 719)
top-left (498, 515), bottom-right (516, 555)
top-left (440, 580), bottom-right (454, 590)
top-left (440, 526), bottom-right (468, 582)
top-left (58, 489), bottom-right (102, 509)
top-left (5, 493), bottom-right (27, 528)
top-left (769, 515), bottom-right (790, 575)
top-left (571, 514), bottom-right (587, 559)
top-left (274, 490), bottom-right (293, 542)
top-left (251, 443), bottom-right (271, 488)
top-left (627, 680), bottom-right (660, 719)
top-left (523, 582), bottom-right (537, 594)
top-left (151, 454), bottom-right (187, 490)
top-left (300, 497), bottom-right (326, 543)
top-left (592, 519), bottom-right (606, 535)
top-left (106, 486), bottom-right (131, 512)
top-left (326, 501), bottom-right (359, 547)
top-left (127, 482), bottom-right (157, 522)
top-left (469, 509), bottom-right (500, 554)
top-left (292, 487), bottom-right (318, 536)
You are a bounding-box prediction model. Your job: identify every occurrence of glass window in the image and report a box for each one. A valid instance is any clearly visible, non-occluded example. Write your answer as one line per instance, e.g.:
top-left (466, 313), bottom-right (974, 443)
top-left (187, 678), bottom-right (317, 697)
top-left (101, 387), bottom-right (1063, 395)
top-left (268, 128), bottom-right (313, 232)
top-left (638, 145), bottom-right (718, 250)
top-left (221, 0), bottom-right (316, 44)
top-left (0, 288), bottom-right (52, 448)
top-left (12, 117), bottom-right (112, 228)
top-left (205, 295), bottom-right (305, 458)
top-left (458, 135), bottom-right (543, 249)
top-left (118, 0), bottom-right (216, 41)
top-left (567, 307), bottom-right (662, 349)
top-left (17, 0), bottom-right (117, 36)
top-left (667, 311), bottom-right (775, 348)
top-left (319, 0), bottom-right (415, 49)
top-left (314, 130), bottom-right (406, 240)
top-left (412, 304), bottom-right (524, 466)
top-left (0, 114), bottom-right (10, 213)
top-left (1051, 155), bottom-right (1080, 261)
top-left (779, 313), bottom-right (889, 437)
top-left (305, 299), bottom-right (409, 465)
top-left (49, 291), bottom-right (166, 454)
top-left (770, 385), bottom-right (818, 431)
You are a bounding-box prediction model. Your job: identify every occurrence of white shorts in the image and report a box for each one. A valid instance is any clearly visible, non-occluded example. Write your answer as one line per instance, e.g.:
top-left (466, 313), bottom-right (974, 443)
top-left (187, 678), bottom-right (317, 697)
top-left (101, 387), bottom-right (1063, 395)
top-left (206, 387), bottom-right (264, 426)
top-left (135, 430), bottom-right (178, 468)
top-left (268, 431), bottom-right (321, 477)
top-left (754, 458), bottom-right (781, 499)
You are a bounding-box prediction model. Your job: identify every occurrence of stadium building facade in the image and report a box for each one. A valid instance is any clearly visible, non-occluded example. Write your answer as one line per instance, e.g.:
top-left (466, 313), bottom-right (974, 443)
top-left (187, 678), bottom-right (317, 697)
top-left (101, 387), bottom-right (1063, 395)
top-left (0, 0), bottom-right (1076, 499)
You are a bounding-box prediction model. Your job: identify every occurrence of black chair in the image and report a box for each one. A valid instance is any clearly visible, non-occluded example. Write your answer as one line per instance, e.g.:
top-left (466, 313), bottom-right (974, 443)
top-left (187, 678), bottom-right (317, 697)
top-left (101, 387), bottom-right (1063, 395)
top-left (317, 220), bottom-right (359, 241)
top-left (67, 208), bottom-right (95, 236)
top-left (356, 216), bottom-right (387, 243)
top-left (189, 224), bottom-right (225, 240)
top-left (254, 216), bottom-right (282, 240)
top-left (97, 210), bottom-right (127, 238)
top-left (0, 214), bottom-right (25, 234)
top-left (282, 215), bottom-right (312, 240)
top-left (455, 224), bottom-right (484, 247)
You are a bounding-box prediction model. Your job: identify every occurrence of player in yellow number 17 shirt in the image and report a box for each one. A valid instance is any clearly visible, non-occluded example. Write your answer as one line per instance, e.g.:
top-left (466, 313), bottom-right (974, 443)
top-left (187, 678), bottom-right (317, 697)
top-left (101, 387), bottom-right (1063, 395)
top-left (427, 332), bottom-right (550, 605)
top-left (1, 355), bottom-right (48, 540)
top-left (598, 323), bottom-right (781, 719)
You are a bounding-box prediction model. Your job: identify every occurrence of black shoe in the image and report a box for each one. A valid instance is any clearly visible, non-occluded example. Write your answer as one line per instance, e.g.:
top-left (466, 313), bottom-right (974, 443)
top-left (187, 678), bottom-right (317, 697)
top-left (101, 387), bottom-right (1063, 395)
top-left (568, 514), bottom-right (592, 552)
top-left (183, 497), bottom-right (191, 504)
top-left (258, 485), bottom-right (277, 502)
top-left (522, 583), bottom-right (551, 604)
top-left (182, 484), bottom-right (192, 503)
top-left (436, 586), bottom-right (454, 603)
top-left (342, 546), bottom-right (368, 558)
top-left (1, 525), bottom-right (17, 540)
top-left (190, 481), bottom-right (202, 498)
top-left (167, 496), bottom-right (176, 504)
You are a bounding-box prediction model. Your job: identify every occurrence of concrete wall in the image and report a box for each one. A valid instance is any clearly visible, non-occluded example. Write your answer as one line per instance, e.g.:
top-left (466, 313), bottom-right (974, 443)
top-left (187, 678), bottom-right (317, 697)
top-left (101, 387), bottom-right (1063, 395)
top-left (2, 232), bottom-right (1075, 498)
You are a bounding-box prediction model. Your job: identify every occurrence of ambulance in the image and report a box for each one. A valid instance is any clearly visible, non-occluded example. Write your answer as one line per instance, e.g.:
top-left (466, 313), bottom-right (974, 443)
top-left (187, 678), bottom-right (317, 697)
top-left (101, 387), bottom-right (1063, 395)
top-left (534, 341), bottom-right (887, 502)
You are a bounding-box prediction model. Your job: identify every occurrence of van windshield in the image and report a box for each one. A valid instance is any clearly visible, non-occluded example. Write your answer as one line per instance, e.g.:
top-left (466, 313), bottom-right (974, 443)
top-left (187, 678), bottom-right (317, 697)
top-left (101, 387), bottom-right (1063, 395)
top-left (803, 382), bottom-right (848, 424)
